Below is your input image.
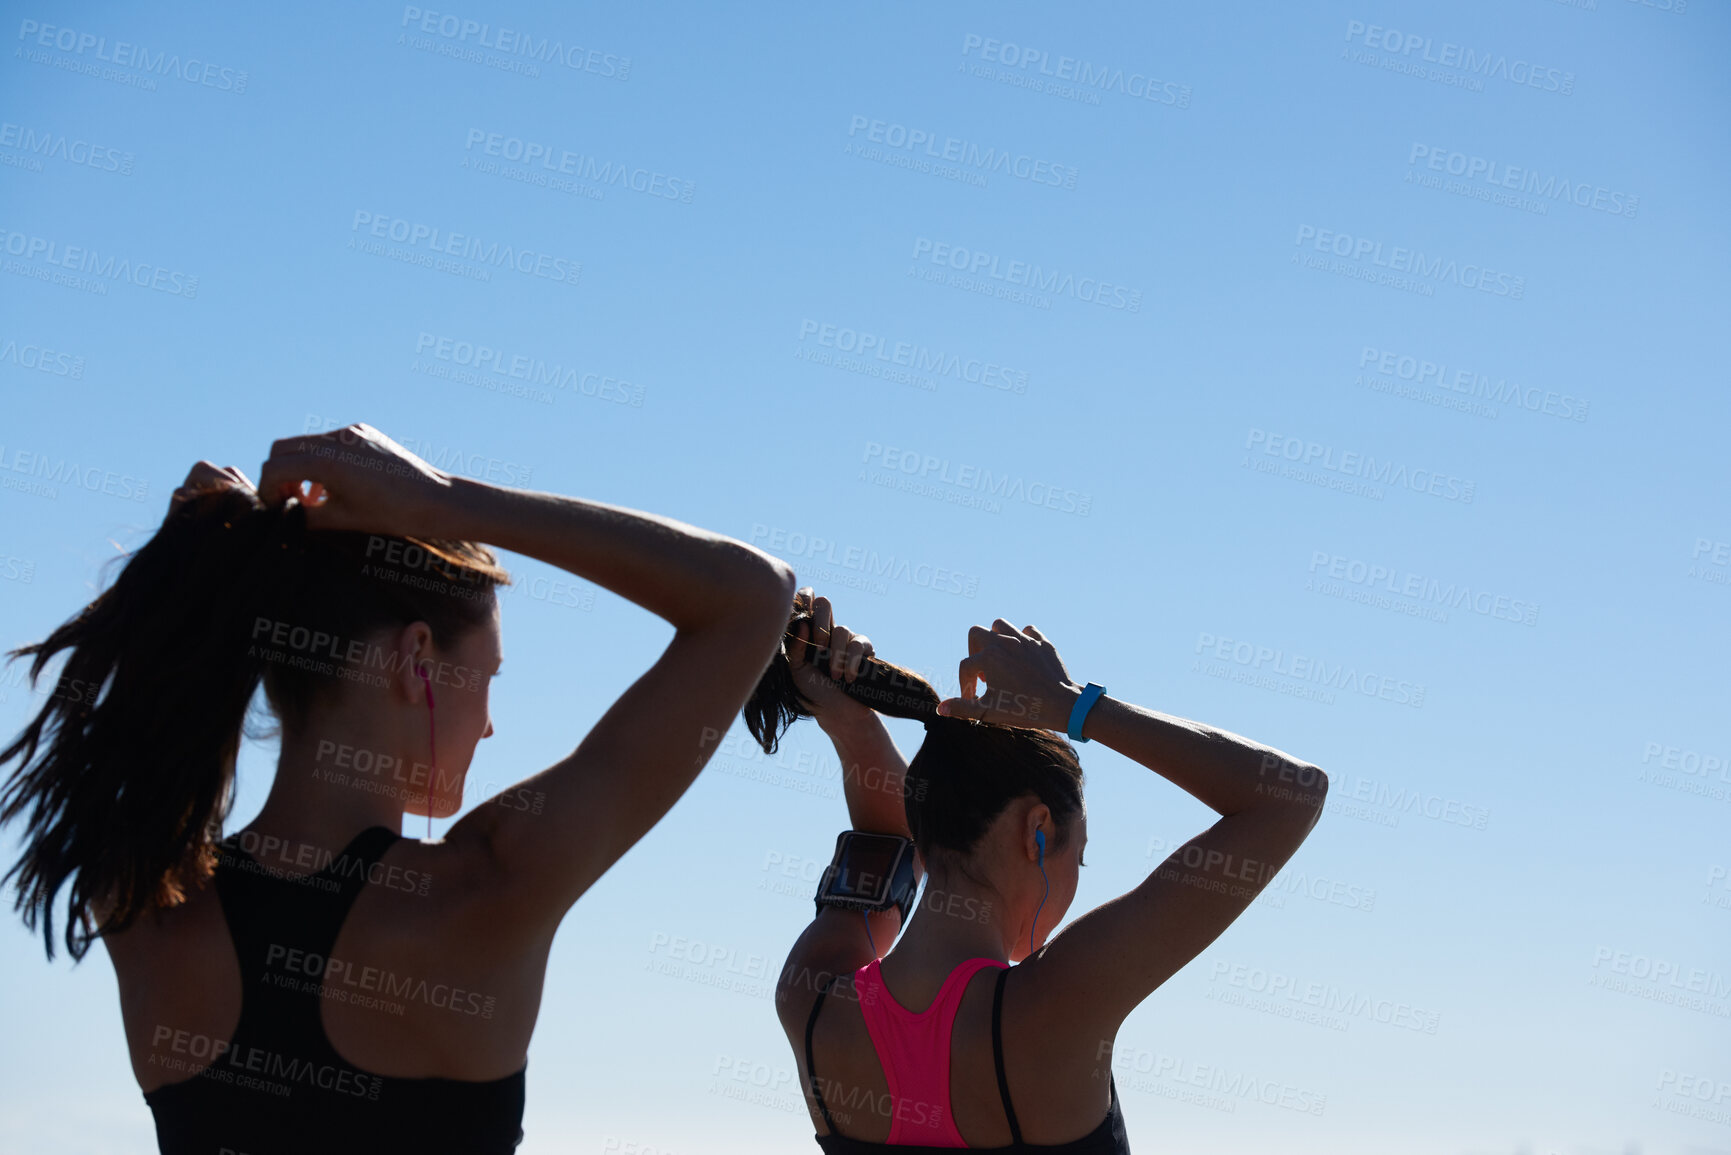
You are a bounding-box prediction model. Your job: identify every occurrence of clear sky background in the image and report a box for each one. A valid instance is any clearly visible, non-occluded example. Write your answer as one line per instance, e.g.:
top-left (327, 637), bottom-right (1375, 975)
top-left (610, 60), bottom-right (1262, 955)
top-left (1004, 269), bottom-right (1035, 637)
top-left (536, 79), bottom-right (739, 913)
top-left (2, 1), bottom-right (1727, 1152)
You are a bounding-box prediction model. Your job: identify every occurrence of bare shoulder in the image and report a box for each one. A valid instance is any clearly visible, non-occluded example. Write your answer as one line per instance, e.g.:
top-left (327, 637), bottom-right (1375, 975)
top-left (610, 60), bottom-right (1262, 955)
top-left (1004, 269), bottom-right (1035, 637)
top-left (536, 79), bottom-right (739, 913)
top-left (103, 881), bottom-right (242, 1092)
top-left (984, 960), bottom-right (1116, 1138)
top-left (384, 824), bottom-right (532, 950)
top-left (1002, 952), bottom-right (1121, 1079)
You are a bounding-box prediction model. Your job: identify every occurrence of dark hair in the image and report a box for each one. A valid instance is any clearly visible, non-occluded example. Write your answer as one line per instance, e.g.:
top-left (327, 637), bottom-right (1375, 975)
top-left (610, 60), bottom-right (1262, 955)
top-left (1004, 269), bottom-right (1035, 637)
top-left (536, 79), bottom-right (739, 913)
top-left (0, 483), bottom-right (509, 960)
top-left (744, 600), bottom-right (1085, 865)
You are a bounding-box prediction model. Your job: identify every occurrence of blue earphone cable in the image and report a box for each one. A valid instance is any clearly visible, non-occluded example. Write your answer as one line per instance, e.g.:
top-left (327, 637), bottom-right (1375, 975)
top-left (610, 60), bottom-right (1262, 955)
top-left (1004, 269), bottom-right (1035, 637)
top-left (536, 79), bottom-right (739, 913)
top-left (1029, 829), bottom-right (1048, 959)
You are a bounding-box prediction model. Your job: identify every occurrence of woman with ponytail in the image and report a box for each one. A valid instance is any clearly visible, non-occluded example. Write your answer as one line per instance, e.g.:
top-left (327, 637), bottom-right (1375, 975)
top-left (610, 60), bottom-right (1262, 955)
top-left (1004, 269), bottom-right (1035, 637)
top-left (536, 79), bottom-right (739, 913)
top-left (753, 591), bottom-right (1329, 1152)
top-left (0, 424), bottom-right (796, 1154)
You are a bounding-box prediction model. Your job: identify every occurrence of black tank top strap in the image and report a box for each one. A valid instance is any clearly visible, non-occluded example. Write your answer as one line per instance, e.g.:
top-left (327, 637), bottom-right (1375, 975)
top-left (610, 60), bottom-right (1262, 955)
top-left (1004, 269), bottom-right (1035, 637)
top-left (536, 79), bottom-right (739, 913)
top-left (804, 972), bottom-right (841, 1133)
top-left (212, 825), bottom-right (401, 1054)
top-left (990, 964), bottom-right (1026, 1145)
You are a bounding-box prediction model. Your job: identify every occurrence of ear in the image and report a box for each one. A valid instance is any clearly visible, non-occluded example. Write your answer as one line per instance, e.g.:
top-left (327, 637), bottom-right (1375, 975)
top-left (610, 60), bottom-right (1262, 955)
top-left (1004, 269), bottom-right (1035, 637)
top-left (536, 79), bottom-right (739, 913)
top-left (1025, 803), bottom-right (1053, 862)
top-left (391, 620), bottom-right (436, 703)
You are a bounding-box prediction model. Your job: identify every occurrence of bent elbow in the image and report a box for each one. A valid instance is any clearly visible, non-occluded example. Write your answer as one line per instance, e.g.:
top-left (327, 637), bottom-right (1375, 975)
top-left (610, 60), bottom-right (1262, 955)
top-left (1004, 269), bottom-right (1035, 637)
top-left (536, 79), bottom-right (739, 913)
top-left (714, 542), bottom-right (797, 618)
top-left (745, 554), bottom-right (798, 623)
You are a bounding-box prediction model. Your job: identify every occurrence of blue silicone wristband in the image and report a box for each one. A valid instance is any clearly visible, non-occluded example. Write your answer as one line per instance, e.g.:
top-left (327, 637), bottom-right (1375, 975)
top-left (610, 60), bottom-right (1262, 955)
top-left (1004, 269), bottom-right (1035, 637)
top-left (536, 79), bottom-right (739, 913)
top-left (1067, 683), bottom-right (1106, 742)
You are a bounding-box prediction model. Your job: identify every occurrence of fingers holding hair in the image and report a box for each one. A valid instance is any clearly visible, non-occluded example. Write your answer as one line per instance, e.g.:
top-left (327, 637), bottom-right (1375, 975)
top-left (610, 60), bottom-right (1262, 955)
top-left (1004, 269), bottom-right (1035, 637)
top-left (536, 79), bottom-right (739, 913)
top-left (170, 460), bottom-right (257, 514)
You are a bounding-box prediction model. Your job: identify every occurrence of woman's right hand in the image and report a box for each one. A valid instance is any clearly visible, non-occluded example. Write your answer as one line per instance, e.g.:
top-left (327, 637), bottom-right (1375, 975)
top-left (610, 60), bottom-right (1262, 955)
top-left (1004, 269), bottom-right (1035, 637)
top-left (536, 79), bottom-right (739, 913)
top-left (939, 618), bottom-right (1083, 731)
top-left (257, 423), bottom-right (456, 535)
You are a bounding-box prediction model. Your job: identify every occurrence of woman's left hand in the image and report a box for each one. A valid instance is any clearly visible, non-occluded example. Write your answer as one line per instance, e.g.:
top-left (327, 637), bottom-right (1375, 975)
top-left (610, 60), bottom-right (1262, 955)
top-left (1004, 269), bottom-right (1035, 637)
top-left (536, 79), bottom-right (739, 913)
top-left (787, 588), bottom-right (877, 731)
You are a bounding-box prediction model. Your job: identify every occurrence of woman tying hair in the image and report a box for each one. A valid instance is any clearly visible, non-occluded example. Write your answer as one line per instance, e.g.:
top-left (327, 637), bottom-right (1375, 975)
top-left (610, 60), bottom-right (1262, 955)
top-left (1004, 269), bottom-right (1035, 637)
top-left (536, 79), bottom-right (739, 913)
top-left (0, 423), bottom-right (796, 1154)
top-left (749, 591), bottom-right (1329, 1152)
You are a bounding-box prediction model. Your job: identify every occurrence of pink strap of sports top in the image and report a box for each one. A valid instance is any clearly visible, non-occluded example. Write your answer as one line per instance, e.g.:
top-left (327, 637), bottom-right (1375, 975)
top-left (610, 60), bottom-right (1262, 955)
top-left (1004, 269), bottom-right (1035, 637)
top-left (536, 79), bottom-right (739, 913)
top-left (853, 956), bottom-right (1009, 1147)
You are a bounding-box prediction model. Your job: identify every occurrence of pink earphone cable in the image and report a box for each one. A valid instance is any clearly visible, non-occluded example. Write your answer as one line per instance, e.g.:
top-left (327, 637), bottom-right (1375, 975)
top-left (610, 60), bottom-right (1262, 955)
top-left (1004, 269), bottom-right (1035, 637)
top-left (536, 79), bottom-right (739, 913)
top-left (418, 667), bottom-right (436, 842)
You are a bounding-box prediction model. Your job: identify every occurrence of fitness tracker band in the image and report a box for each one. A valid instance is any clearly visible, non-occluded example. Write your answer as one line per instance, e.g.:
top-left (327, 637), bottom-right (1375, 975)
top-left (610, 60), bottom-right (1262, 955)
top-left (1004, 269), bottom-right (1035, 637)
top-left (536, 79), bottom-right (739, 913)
top-left (1068, 682), bottom-right (1107, 742)
top-left (814, 830), bottom-right (918, 924)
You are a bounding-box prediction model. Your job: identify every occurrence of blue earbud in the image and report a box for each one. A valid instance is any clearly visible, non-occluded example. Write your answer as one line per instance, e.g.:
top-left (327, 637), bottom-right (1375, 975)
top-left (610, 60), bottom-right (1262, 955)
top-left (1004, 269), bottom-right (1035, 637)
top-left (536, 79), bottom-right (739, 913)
top-left (1029, 829), bottom-right (1049, 959)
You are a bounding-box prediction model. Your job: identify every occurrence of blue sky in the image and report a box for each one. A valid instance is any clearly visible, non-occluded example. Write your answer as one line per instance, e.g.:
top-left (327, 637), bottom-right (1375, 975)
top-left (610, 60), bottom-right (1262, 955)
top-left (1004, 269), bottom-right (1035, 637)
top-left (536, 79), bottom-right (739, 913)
top-left (2, 1), bottom-right (1728, 1152)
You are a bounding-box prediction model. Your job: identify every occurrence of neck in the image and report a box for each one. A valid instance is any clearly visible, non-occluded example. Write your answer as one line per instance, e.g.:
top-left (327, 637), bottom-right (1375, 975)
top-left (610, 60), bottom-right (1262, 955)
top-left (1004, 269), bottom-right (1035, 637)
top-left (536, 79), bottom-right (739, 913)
top-left (246, 702), bottom-right (417, 852)
top-left (891, 862), bottom-right (1021, 968)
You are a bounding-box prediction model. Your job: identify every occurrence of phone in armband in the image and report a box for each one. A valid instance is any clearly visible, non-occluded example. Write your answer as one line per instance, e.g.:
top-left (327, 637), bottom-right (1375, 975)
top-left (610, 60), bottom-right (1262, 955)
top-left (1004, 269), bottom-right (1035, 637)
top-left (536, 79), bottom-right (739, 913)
top-left (815, 830), bottom-right (919, 924)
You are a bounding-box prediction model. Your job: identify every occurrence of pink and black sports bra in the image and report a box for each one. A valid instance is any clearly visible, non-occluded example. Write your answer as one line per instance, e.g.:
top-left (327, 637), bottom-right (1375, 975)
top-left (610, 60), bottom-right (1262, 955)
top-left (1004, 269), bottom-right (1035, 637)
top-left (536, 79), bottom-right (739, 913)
top-left (803, 957), bottom-right (1130, 1153)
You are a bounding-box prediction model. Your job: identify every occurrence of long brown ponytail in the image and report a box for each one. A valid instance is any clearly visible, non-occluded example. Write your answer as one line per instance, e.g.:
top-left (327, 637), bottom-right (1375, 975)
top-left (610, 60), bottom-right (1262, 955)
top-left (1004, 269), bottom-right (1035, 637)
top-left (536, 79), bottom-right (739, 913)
top-left (743, 599), bottom-right (1086, 860)
top-left (0, 482), bottom-right (507, 960)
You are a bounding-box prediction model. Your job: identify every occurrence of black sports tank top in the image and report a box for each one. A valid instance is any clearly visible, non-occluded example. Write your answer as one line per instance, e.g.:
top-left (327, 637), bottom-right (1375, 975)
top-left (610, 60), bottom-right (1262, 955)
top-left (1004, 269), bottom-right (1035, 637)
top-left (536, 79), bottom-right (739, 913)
top-left (143, 825), bottom-right (525, 1154)
top-left (803, 967), bottom-right (1132, 1153)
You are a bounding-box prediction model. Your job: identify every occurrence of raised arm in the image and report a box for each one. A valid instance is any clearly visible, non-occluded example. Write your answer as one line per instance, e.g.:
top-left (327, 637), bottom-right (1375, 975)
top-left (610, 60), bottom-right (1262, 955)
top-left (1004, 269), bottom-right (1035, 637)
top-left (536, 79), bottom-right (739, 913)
top-left (939, 619), bottom-right (1328, 1038)
top-left (258, 424), bottom-right (797, 939)
top-left (766, 593), bottom-right (925, 1031)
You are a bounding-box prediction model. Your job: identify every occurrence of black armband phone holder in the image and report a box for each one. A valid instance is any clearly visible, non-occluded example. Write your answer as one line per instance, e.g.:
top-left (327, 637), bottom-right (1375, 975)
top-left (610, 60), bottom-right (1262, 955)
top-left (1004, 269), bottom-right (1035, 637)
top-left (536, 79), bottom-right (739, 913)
top-left (815, 830), bottom-right (918, 924)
